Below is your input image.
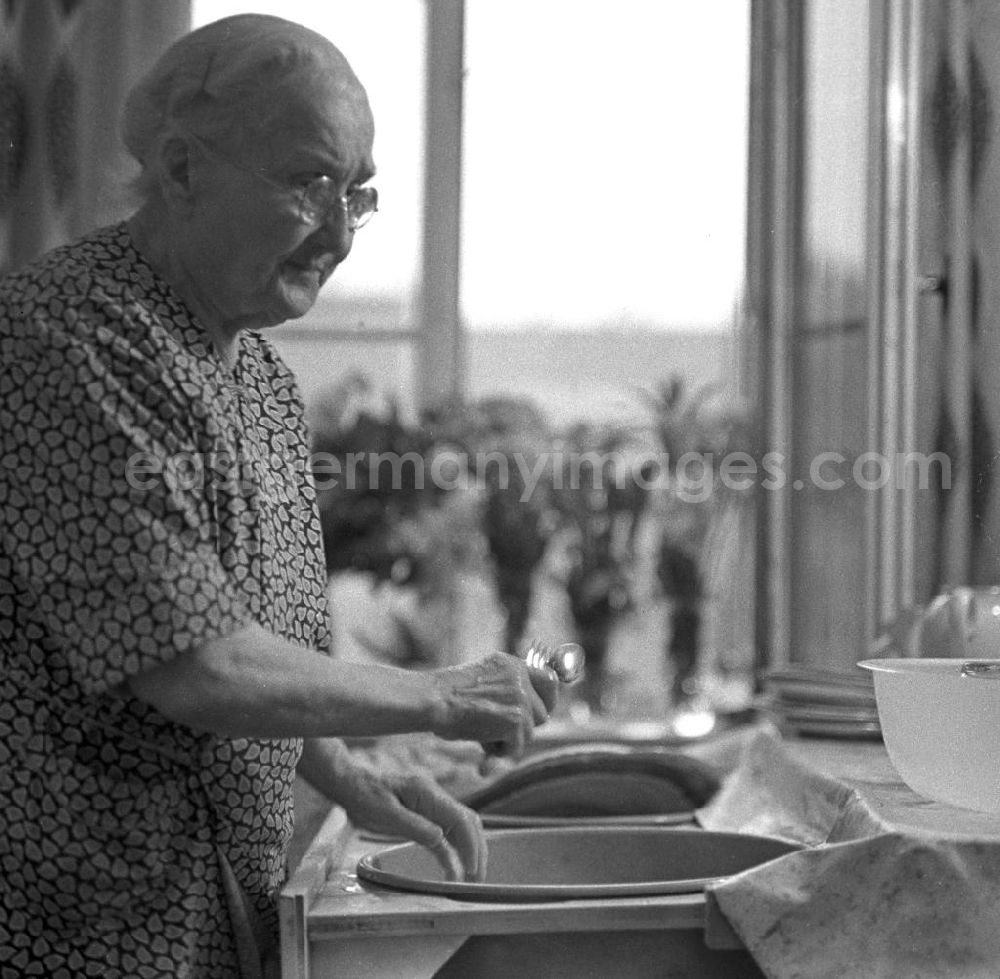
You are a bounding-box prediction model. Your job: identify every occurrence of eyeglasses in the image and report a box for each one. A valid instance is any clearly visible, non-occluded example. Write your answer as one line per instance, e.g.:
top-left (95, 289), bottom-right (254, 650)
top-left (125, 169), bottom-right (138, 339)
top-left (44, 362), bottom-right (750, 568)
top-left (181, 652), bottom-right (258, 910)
top-left (189, 135), bottom-right (378, 231)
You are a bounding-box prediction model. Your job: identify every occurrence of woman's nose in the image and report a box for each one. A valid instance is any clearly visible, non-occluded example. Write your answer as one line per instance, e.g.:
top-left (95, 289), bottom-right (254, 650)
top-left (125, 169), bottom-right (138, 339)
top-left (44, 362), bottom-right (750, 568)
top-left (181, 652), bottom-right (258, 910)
top-left (312, 211), bottom-right (354, 261)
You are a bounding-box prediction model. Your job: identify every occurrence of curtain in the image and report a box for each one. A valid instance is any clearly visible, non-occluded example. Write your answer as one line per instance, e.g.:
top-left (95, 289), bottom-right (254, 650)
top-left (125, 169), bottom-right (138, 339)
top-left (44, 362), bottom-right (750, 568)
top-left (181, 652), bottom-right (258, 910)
top-left (968, 2), bottom-right (1000, 584)
top-left (0, 0), bottom-right (191, 273)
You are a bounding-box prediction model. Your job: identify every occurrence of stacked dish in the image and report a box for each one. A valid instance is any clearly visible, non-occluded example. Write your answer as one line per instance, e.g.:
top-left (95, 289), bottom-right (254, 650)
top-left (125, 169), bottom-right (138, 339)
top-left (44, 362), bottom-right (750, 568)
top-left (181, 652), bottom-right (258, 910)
top-left (759, 665), bottom-right (881, 739)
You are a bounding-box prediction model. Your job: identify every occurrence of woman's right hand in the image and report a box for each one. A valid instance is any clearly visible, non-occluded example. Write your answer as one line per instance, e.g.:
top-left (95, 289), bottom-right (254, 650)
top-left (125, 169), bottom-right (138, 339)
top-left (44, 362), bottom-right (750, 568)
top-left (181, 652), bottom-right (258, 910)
top-left (429, 652), bottom-right (559, 758)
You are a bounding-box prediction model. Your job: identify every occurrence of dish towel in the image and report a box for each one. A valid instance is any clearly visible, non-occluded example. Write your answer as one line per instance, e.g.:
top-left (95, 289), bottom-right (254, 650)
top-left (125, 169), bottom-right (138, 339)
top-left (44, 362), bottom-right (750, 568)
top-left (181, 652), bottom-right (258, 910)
top-left (697, 729), bottom-right (1000, 979)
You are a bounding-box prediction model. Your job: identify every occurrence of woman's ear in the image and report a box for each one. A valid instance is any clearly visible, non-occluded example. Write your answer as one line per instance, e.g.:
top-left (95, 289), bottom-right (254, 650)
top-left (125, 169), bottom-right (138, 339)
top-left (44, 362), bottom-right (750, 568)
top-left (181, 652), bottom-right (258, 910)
top-left (155, 135), bottom-right (196, 210)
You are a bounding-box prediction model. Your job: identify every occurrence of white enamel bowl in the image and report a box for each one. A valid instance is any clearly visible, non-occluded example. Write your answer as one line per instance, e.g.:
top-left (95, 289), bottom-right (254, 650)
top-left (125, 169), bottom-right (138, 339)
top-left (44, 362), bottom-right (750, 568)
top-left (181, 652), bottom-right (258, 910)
top-left (859, 657), bottom-right (1000, 812)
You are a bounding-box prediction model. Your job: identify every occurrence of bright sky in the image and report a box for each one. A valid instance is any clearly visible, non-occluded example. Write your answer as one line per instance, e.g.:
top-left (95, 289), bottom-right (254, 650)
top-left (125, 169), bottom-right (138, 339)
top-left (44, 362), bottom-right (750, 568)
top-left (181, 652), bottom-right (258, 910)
top-left (191, 1), bottom-right (749, 330)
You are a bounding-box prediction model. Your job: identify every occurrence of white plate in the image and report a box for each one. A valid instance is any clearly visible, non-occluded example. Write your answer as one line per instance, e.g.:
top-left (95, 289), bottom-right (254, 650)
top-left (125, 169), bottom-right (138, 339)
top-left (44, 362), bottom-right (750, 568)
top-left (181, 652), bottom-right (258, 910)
top-left (773, 715), bottom-right (882, 740)
top-left (763, 678), bottom-right (877, 709)
top-left (357, 827), bottom-right (801, 901)
top-left (480, 810), bottom-right (694, 829)
top-left (765, 699), bottom-right (881, 724)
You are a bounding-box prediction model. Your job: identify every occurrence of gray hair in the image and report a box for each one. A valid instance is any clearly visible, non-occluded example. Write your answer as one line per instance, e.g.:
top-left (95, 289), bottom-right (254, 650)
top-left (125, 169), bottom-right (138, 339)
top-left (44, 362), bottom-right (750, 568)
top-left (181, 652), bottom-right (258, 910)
top-left (122, 14), bottom-right (360, 202)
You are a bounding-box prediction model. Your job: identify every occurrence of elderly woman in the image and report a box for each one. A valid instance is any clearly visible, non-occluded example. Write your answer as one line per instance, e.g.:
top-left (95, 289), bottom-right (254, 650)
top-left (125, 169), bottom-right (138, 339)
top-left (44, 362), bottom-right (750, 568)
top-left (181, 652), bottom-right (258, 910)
top-left (0, 14), bottom-right (556, 979)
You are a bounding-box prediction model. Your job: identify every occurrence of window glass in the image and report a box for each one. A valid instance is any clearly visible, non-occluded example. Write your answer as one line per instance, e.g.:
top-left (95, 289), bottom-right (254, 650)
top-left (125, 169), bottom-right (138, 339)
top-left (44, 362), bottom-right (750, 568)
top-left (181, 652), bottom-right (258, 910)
top-left (462, 4), bottom-right (749, 330)
top-left (800, 0), bottom-right (870, 330)
top-left (787, 0), bottom-right (872, 669)
top-left (462, 1), bottom-right (750, 421)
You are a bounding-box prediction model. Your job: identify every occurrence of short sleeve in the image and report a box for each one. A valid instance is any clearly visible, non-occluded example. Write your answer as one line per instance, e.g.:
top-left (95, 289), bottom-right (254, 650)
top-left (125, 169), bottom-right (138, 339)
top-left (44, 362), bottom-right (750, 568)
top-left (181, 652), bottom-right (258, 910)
top-left (0, 323), bottom-right (253, 696)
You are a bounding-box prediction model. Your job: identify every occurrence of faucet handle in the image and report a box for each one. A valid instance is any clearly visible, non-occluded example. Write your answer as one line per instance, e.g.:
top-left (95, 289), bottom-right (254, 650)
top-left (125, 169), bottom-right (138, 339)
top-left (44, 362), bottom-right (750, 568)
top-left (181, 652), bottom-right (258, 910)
top-left (523, 638), bottom-right (585, 684)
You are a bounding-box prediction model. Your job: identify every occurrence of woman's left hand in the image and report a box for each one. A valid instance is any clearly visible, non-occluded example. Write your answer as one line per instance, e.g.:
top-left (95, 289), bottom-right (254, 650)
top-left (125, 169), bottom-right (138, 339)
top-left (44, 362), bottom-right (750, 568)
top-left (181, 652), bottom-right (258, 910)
top-left (334, 766), bottom-right (487, 882)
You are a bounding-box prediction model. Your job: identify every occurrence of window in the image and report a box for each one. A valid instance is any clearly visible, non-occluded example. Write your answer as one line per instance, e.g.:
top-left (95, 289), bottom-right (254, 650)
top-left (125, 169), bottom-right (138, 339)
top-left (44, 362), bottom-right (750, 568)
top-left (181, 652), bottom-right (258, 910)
top-left (462, 2), bottom-right (748, 333)
top-left (190, 1), bottom-right (754, 720)
top-left (191, 1), bottom-right (749, 420)
top-left (461, 3), bottom-right (748, 426)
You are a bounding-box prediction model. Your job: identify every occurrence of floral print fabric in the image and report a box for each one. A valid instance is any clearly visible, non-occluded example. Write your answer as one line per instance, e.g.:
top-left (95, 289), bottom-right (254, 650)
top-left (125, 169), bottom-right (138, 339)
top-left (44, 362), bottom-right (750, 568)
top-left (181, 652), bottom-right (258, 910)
top-left (0, 224), bottom-right (331, 977)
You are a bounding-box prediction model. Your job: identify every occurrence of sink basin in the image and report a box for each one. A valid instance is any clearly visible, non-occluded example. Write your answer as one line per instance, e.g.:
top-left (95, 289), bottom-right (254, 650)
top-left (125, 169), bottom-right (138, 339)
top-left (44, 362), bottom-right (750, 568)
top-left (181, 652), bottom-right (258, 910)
top-left (462, 744), bottom-right (721, 828)
top-left (356, 826), bottom-right (800, 901)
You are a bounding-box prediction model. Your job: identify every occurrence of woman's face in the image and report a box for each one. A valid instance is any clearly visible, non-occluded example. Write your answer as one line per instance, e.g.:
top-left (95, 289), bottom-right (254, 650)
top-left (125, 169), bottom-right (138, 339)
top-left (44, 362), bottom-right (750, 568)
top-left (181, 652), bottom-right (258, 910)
top-left (187, 77), bottom-right (376, 330)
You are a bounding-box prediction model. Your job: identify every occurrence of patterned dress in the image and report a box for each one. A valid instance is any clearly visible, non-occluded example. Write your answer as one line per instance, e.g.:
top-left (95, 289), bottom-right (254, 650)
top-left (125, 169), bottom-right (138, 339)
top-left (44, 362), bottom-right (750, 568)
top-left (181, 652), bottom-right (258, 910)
top-left (0, 224), bottom-right (332, 977)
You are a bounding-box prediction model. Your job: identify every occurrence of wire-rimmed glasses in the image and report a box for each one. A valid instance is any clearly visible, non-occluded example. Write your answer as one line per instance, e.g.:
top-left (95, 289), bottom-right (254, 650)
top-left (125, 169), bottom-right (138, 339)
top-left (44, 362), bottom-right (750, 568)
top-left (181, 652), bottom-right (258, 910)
top-left (189, 134), bottom-right (378, 231)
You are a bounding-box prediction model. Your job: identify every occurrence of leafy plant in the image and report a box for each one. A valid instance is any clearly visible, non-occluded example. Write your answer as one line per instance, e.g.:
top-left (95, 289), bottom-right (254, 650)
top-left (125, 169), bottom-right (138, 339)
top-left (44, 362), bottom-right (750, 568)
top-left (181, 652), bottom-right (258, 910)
top-left (311, 378), bottom-right (439, 584)
top-left (547, 422), bottom-right (654, 711)
top-left (640, 374), bottom-right (754, 704)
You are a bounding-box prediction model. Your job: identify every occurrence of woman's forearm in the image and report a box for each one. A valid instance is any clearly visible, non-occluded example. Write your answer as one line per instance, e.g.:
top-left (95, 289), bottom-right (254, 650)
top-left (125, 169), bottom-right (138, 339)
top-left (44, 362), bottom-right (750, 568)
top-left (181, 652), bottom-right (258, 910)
top-left (296, 737), bottom-right (352, 797)
top-left (126, 622), bottom-right (443, 739)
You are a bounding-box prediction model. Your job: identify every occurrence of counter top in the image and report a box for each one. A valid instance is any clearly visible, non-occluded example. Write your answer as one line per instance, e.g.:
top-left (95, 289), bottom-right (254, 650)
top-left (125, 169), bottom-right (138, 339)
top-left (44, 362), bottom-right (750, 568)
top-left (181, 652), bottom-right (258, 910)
top-left (696, 726), bottom-right (1000, 979)
top-left (281, 723), bottom-right (1000, 979)
top-left (695, 726), bottom-right (1000, 841)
